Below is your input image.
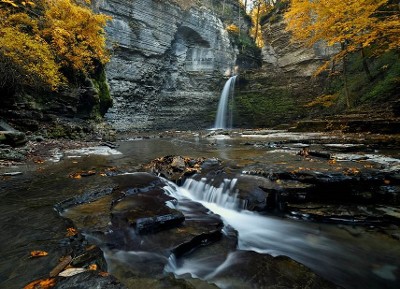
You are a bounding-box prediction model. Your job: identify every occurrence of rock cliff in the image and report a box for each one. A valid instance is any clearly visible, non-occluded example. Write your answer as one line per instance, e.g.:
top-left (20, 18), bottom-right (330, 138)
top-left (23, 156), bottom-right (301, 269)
top-left (233, 12), bottom-right (337, 128)
top-left (95, 0), bottom-right (244, 131)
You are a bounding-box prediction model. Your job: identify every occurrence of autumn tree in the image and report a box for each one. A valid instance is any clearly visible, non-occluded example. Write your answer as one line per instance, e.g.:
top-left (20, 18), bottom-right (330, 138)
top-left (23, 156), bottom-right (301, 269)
top-left (284, 0), bottom-right (400, 107)
top-left (0, 1), bottom-right (62, 91)
top-left (0, 0), bottom-right (110, 94)
top-left (249, 0), bottom-right (273, 47)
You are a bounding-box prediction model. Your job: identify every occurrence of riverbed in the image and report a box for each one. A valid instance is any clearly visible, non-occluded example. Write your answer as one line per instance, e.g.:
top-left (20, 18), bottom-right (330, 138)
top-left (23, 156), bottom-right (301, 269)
top-left (1, 130), bottom-right (400, 289)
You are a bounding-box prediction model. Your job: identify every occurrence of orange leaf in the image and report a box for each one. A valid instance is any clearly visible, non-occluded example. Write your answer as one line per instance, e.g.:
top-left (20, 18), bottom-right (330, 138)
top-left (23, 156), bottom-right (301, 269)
top-left (24, 278), bottom-right (56, 289)
top-left (98, 271), bottom-right (109, 277)
top-left (30, 251), bottom-right (48, 258)
top-left (66, 227), bottom-right (78, 237)
top-left (69, 173), bottom-right (82, 179)
top-left (88, 264), bottom-right (98, 270)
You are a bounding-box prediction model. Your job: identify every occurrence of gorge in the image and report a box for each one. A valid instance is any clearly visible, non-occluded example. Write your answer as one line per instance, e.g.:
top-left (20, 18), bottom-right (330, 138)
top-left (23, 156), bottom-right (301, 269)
top-left (1, 1), bottom-right (400, 289)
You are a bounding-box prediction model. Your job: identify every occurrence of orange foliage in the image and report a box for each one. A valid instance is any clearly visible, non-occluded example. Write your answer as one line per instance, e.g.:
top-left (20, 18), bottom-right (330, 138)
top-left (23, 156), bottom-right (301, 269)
top-left (284, 0), bottom-right (400, 73)
top-left (0, 0), bottom-right (111, 91)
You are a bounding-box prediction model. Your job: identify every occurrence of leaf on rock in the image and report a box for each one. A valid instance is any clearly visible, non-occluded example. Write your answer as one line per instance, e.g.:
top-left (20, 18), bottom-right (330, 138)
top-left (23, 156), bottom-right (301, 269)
top-left (58, 268), bottom-right (87, 277)
top-left (23, 278), bottom-right (56, 289)
top-left (98, 271), bottom-right (109, 277)
top-left (66, 227), bottom-right (78, 237)
top-left (30, 251), bottom-right (48, 258)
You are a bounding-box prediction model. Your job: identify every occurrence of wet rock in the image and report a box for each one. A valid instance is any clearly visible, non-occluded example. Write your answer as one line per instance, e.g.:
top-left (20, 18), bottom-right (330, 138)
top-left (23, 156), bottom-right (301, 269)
top-left (1, 171), bottom-right (23, 176)
top-left (1, 131), bottom-right (27, 146)
top-left (142, 156), bottom-right (207, 183)
top-left (0, 147), bottom-right (27, 161)
top-left (209, 250), bottom-right (341, 289)
top-left (54, 271), bottom-right (128, 289)
top-left (58, 172), bottom-right (225, 272)
top-left (111, 190), bottom-right (185, 234)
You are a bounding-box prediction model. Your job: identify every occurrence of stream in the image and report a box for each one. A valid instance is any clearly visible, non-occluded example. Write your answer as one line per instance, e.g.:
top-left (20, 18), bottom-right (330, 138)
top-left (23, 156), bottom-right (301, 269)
top-left (1, 130), bottom-right (400, 289)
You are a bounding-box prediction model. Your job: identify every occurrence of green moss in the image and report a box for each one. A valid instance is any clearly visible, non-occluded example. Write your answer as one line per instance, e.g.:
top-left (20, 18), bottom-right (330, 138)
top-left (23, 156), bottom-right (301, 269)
top-left (91, 67), bottom-right (112, 118)
top-left (233, 88), bottom-right (296, 127)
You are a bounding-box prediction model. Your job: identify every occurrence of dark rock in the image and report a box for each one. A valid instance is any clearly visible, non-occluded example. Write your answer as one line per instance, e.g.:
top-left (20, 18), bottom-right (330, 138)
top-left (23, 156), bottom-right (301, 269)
top-left (2, 131), bottom-right (27, 146)
top-left (142, 156), bottom-right (206, 183)
top-left (54, 271), bottom-right (128, 289)
top-left (0, 147), bottom-right (27, 161)
top-left (209, 251), bottom-right (341, 289)
top-left (111, 191), bottom-right (185, 234)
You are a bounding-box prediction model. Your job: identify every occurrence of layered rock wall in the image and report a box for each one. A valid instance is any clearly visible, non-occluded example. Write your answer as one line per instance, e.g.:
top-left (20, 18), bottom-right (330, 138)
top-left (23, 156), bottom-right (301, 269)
top-left (95, 0), bottom-right (241, 131)
top-left (233, 15), bottom-right (338, 128)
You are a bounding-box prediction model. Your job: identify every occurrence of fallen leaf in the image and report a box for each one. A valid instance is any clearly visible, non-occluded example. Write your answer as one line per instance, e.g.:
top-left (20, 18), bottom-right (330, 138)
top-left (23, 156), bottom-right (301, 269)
top-left (384, 179), bottom-right (391, 185)
top-left (88, 264), bottom-right (98, 270)
top-left (98, 271), bottom-right (109, 277)
top-left (24, 278), bottom-right (56, 289)
top-left (58, 268), bottom-right (87, 277)
top-left (30, 251), bottom-right (48, 258)
top-left (69, 173), bottom-right (82, 179)
top-left (34, 159), bottom-right (45, 164)
top-left (66, 227), bottom-right (78, 237)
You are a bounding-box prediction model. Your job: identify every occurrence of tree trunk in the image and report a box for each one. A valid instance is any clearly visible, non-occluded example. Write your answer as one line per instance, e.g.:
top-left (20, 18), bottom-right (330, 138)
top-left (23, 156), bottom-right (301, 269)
top-left (254, 2), bottom-right (261, 44)
top-left (361, 48), bottom-right (373, 82)
top-left (341, 43), bottom-right (351, 108)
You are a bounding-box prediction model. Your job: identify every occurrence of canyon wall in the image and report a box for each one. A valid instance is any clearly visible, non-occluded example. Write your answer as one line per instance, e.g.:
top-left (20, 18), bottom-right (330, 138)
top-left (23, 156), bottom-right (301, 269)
top-left (95, 0), bottom-right (244, 131)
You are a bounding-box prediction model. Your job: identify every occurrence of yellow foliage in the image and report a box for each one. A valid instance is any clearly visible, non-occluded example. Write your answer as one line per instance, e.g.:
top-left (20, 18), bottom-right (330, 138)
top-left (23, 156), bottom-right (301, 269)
top-left (226, 24), bottom-right (240, 34)
top-left (285, 0), bottom-right (400, 73)
top-left (0, 26), bottom-right (63, 90)
top-left (249, 1), bottom-right (272, 48)
top-left (0, 0), bottom-right (111, 92)
top-left (42, 0), bottom-right (111, 75)
top-left (304, 94), bottom-right (338, 108)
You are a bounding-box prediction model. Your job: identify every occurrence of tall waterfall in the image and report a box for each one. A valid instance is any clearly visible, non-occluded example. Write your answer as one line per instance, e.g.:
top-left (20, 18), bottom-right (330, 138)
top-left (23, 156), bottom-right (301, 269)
top-left (214, 75), bottom-right (237, 129)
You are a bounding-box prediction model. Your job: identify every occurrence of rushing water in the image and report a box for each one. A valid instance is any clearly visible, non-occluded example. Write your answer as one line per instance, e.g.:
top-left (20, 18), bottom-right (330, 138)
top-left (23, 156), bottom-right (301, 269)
top-left (214, 76), bottom-right (237, 129)
top-left (1, 131), bottom-right (400, 289)
top-left (164, 178), bottom-right (400, 289)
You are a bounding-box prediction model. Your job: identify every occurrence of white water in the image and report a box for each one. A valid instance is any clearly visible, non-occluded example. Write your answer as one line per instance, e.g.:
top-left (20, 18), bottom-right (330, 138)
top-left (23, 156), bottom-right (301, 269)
top-left (163, 178), bottom-right (400, 289)
top-left (214, 76), bottom-right (237, 129)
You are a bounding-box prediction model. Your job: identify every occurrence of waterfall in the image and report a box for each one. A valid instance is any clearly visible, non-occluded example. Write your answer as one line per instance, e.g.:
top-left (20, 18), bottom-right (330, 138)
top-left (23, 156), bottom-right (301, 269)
top-left (214, 75), bottom-right (237, 129)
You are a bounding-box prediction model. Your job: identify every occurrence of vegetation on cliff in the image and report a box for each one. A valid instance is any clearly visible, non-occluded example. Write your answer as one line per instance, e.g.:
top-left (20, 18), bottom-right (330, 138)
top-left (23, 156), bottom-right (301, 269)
top-left (0, 0), bottom-right (110, 96)
top-left (284, 0), bottom-right (400, 108)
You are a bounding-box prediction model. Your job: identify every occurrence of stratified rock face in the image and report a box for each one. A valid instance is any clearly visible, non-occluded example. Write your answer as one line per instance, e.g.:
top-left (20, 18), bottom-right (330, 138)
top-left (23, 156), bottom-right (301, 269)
top-left (261, 17), bottom-right (338, 77)
top-left (95, 0), bottom-right (238, 131)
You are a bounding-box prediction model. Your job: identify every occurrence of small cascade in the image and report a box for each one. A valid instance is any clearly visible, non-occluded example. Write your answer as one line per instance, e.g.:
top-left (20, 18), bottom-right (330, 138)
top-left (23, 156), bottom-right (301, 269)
top-left (214, 75), bottom-right (237, 129)
top-left (165, 177), bottom-right (245, 211)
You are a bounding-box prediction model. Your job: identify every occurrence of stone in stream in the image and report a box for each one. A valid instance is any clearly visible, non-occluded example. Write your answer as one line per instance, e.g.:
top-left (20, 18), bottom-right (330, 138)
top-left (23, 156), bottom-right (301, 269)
top-left (208, 250), bottom-right (341, 289)
top-left (57, 172), bottom-right (225, 275)
top-left (111, 189), bottom-right (185, 234)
